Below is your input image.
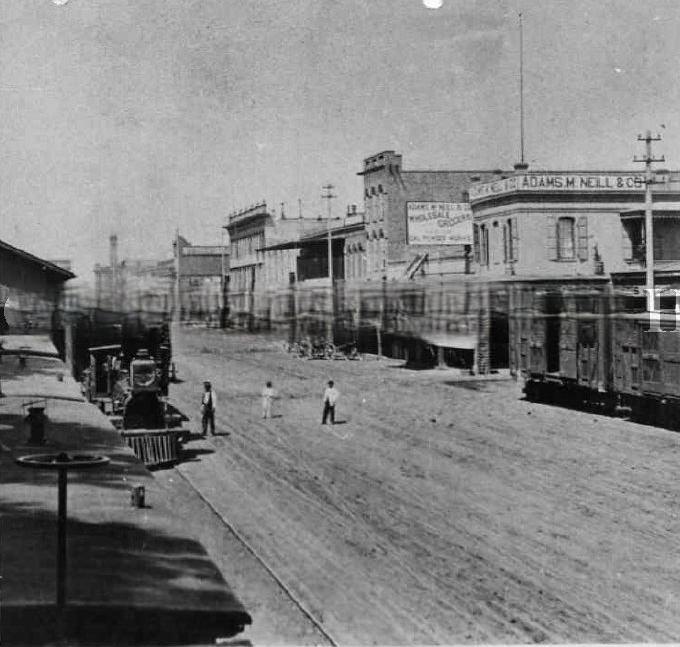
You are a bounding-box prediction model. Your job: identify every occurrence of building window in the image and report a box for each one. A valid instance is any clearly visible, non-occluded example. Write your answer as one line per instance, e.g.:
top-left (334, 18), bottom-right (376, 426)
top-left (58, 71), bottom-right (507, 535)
top-left (480, 224), bottom-right (489, 266)
top-left (504, 217), bottom-right (518, 263)
top-left (557, 217), bottom-right (575, 260)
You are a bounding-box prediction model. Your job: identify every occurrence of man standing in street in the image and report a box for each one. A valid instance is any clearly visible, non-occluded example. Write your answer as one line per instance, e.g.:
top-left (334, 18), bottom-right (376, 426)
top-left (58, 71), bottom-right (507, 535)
top-left (262, 381), bottom-right (276, 419)
top-left (322, 380), bottom-right (339, 425)
top-left (201, 381), bottom-right (217, 436)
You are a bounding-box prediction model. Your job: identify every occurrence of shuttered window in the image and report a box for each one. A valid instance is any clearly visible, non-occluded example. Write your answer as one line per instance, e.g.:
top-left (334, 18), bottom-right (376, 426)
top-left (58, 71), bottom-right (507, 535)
top-left (577, 216), bottom-right (588, 261)
top-left (621, 222), bottom-right (633, 261)
top-left (506, 217), bottom-right (519, 262)
top-left (557, 217), bottom-right (575, 260)
top-left (511, 217), bottom-right (519, 262)
top-left (480, 225), bottom-right (489, 266)
top-left (473, 224), bottom-right (480, 263)
top-left (502, 223), bottom-right (508, 262)
top-left (547, 215), bottom-right (558, 260)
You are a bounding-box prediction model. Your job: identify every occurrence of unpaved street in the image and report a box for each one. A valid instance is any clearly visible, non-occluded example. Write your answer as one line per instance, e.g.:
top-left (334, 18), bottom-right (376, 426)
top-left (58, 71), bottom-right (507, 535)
top-left (168, 326), bottom-right (680, 644)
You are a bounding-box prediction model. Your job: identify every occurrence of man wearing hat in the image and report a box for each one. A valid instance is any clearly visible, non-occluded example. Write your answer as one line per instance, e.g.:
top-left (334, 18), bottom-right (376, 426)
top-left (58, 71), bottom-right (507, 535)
top-left (201, 381), bottom-right (217, 436)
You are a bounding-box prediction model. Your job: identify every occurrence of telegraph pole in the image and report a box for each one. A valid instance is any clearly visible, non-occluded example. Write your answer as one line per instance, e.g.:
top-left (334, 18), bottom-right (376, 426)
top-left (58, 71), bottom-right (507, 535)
top-left (321, 184), bottom-right (336, 282)
top-left (321, 184), bottom-right (337, 343)
top-left (174, 228), bottom-right (181, 324)
top-left (220, 226), bottom-right (227, 328)
top-left (634, 131), bottom-right (664, 305)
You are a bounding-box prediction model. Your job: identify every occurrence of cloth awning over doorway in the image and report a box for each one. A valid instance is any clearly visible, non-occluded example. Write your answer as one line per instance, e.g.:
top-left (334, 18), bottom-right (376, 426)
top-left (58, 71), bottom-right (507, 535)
top-left (419, 332), bottom-right (477, 350)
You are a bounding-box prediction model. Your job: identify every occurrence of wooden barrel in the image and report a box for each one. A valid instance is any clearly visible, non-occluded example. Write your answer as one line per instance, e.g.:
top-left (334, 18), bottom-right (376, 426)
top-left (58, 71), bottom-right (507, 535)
top-left (120, 428), bottom-right (182, 467)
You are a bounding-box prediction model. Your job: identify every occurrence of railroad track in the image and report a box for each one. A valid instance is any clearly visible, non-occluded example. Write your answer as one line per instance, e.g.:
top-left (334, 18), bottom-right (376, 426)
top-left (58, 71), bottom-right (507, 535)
top-left (172, 466), bottom-right (340, 647)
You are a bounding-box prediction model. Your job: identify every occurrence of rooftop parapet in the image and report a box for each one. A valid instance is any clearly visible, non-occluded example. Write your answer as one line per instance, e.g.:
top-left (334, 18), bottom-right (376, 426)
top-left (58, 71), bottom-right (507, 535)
top-left (226, 201), bottom-right (269, 225)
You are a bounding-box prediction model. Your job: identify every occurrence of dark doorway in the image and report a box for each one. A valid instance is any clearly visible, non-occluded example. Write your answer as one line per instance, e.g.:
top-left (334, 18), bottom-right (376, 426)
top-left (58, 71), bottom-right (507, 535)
top-left (544, 292), bottom-right (562, 373)
top-left (490, 310), bottom-right (509, 369)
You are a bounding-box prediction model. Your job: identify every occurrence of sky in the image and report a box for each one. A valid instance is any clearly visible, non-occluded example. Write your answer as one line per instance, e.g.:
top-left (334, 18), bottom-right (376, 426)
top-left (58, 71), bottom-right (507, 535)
top-left (1, 0), bottom-right (680, 282)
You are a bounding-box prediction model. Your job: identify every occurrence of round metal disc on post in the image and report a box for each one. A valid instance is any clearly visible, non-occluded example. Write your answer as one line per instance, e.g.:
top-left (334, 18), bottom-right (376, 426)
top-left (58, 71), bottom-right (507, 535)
top-left (14, 452), bottom-right (110, 637)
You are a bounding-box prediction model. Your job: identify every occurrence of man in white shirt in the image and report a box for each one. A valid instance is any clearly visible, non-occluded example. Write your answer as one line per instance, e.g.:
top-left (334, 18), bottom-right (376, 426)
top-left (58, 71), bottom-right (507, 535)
top-left (322, 380), bottom-right (339, 425)
top-left (262, 381), bottom-right (276, 419)
top-left (201, 381), bottom-right (217, 436)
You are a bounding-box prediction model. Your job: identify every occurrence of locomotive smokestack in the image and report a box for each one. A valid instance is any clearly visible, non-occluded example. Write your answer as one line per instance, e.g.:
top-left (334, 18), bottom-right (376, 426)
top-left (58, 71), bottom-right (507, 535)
top-left (109, 234), bottom-right (118, 270)
top-left (110, 234), bottom-right (119, 310)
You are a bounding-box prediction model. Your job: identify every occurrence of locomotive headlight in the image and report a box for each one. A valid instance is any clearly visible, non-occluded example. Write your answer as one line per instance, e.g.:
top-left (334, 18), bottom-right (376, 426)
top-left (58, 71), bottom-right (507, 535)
top-left (131, 361), bottom-right (157, 388)
top-left (134, 371), bottom-right (155, 387)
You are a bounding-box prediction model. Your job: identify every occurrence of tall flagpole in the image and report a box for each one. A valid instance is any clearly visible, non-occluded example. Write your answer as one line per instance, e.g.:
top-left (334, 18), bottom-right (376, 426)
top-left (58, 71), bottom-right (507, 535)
top-left (514, 13), bottom-right (529, 172)
top-left (519, 12), bottom-right (525, 166)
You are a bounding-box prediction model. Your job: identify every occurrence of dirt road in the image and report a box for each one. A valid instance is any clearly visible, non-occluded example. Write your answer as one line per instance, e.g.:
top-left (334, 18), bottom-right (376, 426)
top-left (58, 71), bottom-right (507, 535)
top-left (168, 326), bottom-right (680, 644)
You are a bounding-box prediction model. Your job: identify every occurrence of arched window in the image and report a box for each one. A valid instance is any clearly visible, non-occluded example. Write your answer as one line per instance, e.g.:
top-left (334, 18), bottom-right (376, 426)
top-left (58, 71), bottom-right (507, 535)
top-left (557, 217), bottom-right (575, 260)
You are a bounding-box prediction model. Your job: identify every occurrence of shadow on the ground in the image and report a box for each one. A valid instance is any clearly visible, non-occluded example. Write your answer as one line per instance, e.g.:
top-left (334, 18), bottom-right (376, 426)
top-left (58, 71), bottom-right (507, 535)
top-left (443, 381), bottom-right (491, 391)
top-left (0, 500), bottom-right (251, 645)
top-left (179, 447), bottom-right (216, 462)
top-left (387, 362), bottom-right (438, 371)
top-left (182, 431), bottom-right (206, 442)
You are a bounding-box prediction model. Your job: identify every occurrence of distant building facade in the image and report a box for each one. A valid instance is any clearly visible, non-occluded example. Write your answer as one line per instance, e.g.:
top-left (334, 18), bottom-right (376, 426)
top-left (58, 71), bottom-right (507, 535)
top-left (94, 235), bottom-right (173, 314)
top-left (224, 202), bottom-right (320, 326)
top-left (93, 234), bottom-right (225, 322)
top-left (469, 169), bottom-right (680, 279)
top-left (358, 151), bottom-right (509, 279)
top-left (173, 236), bottom-right (226, 324)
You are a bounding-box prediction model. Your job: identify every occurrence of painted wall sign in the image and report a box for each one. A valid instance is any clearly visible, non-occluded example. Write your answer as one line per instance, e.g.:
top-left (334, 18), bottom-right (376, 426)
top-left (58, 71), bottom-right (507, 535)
top-left (468, 173), bottom-right (646, 201)
top-left (406, 202), bottom-right (472, 245)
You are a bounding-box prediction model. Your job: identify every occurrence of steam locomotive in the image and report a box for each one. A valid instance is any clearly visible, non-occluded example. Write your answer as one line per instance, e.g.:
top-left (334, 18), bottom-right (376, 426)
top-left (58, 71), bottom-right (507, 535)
top-left (78, 314), bottom-right (182, 466)
top-left (83, 344), bottom-right (169, 429)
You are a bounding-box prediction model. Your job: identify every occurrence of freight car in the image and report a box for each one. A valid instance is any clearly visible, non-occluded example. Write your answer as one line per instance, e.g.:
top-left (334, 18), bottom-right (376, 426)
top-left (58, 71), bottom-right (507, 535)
top-left (510, 280), bottom-right (680, 430)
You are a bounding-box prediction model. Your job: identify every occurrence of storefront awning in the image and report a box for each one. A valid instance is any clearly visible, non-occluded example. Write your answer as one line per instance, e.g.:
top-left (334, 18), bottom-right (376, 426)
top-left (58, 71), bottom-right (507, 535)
top-left (419, 333), bottom-right (477, 350)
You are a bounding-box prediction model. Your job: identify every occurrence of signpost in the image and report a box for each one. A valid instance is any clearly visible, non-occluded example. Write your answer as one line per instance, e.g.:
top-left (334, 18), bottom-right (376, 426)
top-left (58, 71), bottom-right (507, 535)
top-left (15, 452), bottom-right (110, 637)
